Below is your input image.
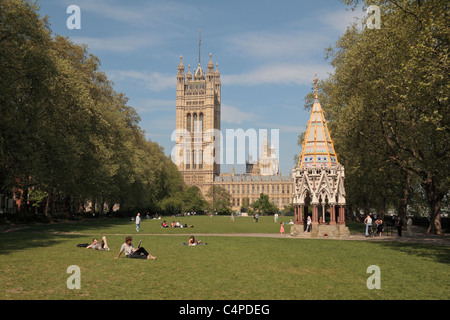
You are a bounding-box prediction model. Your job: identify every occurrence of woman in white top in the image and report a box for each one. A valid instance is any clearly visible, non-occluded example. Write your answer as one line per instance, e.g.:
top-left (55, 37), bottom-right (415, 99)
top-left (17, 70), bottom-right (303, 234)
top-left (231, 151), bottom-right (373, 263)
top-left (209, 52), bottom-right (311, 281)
top-left (306, 216), bottom-right (312, 232)
top-left (364, 214), bottom-right (373, 237)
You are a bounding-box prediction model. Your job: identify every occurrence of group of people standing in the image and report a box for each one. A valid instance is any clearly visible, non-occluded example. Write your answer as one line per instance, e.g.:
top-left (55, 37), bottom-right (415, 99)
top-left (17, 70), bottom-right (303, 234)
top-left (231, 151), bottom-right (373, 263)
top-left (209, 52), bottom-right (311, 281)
top-left (364, 214), bottom-right (414, 237)
top-left (364, 215), bottom-right (384, 237)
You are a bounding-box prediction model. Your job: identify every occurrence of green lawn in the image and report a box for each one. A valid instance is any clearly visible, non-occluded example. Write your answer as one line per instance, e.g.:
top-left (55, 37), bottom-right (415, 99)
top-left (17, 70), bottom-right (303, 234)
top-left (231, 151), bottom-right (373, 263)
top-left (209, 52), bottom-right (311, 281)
top-left (5, 215), bottom-right (297, 235)
top-left (0, 216), bottom-right (448, 300)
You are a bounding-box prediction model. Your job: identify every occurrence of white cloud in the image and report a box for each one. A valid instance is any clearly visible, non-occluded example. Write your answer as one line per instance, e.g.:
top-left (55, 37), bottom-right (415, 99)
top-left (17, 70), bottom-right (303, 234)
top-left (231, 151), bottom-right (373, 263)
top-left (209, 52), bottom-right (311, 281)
top-left (71, 0), bottom-right (201, 30)
top-left (70, 35), bottom-right (161, 53)
top-left (222, 104), bottom-right (258, 124)
top-left (225, 30), bottom-right (331, 60)
top-left (257, 123), bottom-right (305, 134)
top-left (108, 70), bottom-right (174, 92)
top-left (222, 63), bottom-right (333, 87)
top-left (319, 8), bottom-right (365, 32)
top-left (133, 98), bottom-right (175, 113)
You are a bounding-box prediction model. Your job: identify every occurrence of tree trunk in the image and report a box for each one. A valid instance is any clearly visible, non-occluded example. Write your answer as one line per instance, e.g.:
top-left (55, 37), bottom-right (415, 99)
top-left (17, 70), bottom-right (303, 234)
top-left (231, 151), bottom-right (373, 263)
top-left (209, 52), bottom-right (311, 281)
top-left (378, 194), bottom-right (386, 220)
top-left (364, 197), bottom-right (371, 217)
top-left (51, 192), bottom-right (56, 215)
top-left (80, 200), bottom-right (85, 213)
top-left (44, 193), bottom-right (51, 217)
top-left (422, 173), bottom-right (443, 235)
top-left (354, 204), bottom-right (362, 222)
top-left (398, 171), bottom-right (411, 222)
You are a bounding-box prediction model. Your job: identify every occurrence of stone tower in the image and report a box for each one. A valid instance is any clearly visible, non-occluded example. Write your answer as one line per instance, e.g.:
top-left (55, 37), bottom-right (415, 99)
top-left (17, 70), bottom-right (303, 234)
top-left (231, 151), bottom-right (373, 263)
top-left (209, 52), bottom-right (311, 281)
top-left (291, 75), bottom-right (349, 237)
top-left (175, 31), bottom-right (221, 195)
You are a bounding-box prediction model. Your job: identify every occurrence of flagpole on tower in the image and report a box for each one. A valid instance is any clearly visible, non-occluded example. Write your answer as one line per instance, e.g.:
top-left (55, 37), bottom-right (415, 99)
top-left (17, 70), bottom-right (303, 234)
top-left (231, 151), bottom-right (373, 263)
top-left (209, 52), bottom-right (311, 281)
top-left (198, 29), bottom-right (202, 66)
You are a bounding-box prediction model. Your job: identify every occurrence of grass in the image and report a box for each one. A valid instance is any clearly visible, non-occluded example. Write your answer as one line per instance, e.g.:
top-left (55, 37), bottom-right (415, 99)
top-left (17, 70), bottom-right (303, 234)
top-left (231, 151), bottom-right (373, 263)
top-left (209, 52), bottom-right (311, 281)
top-left (0, 216), bottom-right (449, 300)
top-left (3, 215), bottom-right (296, 235)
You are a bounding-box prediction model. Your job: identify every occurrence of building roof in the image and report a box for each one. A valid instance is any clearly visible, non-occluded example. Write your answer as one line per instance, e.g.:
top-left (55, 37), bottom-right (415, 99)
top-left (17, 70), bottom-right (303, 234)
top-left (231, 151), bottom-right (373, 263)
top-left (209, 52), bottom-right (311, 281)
top-left (298, 75), bottom-right (339, 168)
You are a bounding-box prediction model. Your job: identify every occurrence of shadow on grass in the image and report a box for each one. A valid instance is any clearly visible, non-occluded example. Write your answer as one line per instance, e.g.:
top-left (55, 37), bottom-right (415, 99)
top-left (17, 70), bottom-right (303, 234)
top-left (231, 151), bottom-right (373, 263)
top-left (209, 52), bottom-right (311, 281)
top-left (1, 218), bottom-right (133, 234)
top-left (0, 218), bottom-right (135, 256)
top-left (375, 241), bottom-right (450, 265)
top-left (0, 231), bottom-right (85, 256)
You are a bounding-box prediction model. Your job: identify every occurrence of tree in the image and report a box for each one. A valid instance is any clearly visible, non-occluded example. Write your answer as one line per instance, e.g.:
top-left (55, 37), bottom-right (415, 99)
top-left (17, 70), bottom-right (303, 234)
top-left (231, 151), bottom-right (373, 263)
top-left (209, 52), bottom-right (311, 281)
top-left (252, 193), bottom-right (279, 215)
top-left (180, 186), bottom-right (207, 213)
top-left (0, 1), bottom-right (187, 220)
top-left (283, 202), bottom-right (295, 214)
top-left (240, 197), bottom-right (252, 213)
top-left (321, 0), bottom-right (449, 233)
top-left (206, 185), bottom-right (232, 214)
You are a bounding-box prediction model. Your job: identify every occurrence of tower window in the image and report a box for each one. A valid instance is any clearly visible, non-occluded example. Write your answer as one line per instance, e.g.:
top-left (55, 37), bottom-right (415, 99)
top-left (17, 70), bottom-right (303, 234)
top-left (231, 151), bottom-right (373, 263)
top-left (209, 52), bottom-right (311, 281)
top-left (186, 149), bottom-right (191, 170)
top-left (193, 150), bottom-right (197, 169)
top-left (187, 113), bottom-right (191, 133)
top-left (199, 113), bottom-right (204, 132)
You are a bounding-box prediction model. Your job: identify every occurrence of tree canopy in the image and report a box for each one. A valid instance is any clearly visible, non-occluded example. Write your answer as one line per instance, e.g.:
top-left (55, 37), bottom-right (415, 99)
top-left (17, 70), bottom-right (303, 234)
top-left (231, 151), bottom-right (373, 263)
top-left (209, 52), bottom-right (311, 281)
top-left (0, 0), bottom-right (188, 217)
top-left (297, 0), bottom-right (449, 233)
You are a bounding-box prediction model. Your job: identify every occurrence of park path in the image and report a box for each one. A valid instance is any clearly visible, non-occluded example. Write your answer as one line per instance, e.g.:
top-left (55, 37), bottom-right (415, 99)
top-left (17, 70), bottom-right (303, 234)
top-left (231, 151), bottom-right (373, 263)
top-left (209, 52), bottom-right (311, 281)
top-left (42, 226), bottom-right (450, 246)
top-left (2, 223), bottom-right (449, 246)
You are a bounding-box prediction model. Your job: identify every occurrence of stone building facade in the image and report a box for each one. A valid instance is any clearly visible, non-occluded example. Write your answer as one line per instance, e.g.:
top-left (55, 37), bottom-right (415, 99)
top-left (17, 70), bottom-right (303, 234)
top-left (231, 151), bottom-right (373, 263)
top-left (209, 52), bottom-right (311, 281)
top-left (174, 52), bottom-right (221, 196)
top-left (174, 42), bottom-right (293, 211)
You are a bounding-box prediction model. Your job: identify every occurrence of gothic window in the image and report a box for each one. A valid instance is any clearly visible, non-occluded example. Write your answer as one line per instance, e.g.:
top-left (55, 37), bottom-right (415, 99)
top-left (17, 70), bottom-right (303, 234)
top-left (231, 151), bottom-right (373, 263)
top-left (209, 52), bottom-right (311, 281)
top-left (193, 113), bottom-right (198, 133)
top-left (199, 113), bottom-right (204, 132)
top-left (187, 113), bottom-right (191, 133)
top-left (193, 150), bottom-right (197, 169)
top-left (186, 149), bottom-right (191, 170)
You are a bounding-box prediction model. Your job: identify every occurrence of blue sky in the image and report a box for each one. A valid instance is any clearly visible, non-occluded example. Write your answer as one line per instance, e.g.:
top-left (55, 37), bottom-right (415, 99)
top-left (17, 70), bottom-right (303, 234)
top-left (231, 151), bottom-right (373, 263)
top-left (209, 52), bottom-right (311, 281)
top-left (37, 0), bottom-right (365, 175)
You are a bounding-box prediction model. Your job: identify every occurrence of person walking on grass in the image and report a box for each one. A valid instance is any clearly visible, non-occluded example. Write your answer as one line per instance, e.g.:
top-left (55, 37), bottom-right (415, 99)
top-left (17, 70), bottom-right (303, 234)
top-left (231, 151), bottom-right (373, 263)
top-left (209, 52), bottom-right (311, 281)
top-left (115, 236), bottom-right (156, 260)
top-left (136, 213), bottom-right (141, 232)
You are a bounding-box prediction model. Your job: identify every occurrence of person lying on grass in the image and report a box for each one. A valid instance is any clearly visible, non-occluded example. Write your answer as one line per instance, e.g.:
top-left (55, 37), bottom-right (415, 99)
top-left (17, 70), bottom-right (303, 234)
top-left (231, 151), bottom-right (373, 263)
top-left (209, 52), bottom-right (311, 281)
top-left (86, 236), bottom-right (110, 250)
top-left (114, 236), bottom-right (156, 260)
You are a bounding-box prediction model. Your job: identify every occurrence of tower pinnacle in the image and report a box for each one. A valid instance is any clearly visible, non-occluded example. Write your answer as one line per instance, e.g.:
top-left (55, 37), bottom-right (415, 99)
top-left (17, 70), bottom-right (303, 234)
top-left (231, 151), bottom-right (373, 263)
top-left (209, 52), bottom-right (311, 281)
top-left (314, 73), bottom-right (318, 99)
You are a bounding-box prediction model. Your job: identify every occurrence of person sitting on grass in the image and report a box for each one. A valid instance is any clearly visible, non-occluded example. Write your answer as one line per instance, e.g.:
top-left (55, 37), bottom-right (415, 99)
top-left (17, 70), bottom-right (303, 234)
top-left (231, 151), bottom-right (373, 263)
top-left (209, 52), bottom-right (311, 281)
top-left (161, 220), bottom-right (169, 228)
top-left (100, 236), bottom-right (110, 250)
top-left (86, 236), bottom-right (110, 250)
top-left (188, 236), bottom-right (202, 246)
top-left (171, 221), bottom-right (175, 228)
top-left (115, 236), bottom-right (156, 260)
